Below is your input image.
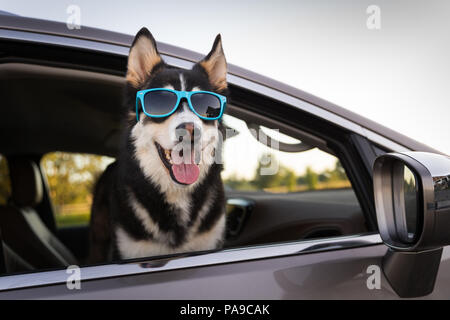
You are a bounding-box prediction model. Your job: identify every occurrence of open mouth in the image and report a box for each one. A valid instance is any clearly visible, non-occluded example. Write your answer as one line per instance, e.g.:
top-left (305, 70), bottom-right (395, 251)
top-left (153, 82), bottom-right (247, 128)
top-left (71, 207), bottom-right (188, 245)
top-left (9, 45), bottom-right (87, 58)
top-left (155, 142), bottom-right (200, 185)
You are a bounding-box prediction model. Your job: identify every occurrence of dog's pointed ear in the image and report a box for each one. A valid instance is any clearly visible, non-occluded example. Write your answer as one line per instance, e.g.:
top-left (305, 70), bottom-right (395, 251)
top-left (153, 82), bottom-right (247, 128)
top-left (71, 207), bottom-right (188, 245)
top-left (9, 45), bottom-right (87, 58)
top-left (198, 34), bottom-right (227, 92)
top-left (126, 27), bottom-right (163, 88)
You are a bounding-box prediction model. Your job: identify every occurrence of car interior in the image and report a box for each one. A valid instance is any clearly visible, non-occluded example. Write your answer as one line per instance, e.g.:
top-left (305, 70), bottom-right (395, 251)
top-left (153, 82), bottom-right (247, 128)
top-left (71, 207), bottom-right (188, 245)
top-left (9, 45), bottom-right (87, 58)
top-left (0, 41), bottom-right (375, 275)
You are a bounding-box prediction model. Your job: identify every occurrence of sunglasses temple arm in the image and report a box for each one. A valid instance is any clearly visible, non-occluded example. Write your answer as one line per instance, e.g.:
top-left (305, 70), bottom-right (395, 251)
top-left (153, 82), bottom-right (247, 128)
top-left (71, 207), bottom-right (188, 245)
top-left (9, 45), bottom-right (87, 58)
top-left (219, 101), bottom-right (226, 122)
top-left (136, 97), bottom-right (140, 122)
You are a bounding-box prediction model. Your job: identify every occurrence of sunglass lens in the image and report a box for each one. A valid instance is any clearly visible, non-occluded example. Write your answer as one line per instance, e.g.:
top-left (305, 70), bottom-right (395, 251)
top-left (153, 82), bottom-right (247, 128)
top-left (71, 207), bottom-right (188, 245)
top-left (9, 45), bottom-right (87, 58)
top-left (143, 90), bottom-right (178, 116)
top-left (190, 93), bottom-right (221, 119)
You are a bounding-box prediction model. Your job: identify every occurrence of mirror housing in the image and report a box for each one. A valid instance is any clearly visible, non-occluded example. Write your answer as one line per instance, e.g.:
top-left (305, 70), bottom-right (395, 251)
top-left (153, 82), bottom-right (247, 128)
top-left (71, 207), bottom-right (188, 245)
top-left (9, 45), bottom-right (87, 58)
top-left (373, 152), bottom-right (450, 297)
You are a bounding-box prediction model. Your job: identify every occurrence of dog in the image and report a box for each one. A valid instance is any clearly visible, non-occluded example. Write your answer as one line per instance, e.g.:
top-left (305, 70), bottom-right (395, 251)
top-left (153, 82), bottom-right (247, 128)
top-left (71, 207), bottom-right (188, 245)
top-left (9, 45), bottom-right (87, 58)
top-left (88, 27), bottom-right (227, 262)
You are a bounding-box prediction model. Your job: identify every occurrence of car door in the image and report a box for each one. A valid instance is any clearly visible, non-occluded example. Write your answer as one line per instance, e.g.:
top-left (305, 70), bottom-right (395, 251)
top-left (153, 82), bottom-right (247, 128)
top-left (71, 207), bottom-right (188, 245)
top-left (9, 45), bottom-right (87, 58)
top-left (2, 233), bottom-right (450, 299)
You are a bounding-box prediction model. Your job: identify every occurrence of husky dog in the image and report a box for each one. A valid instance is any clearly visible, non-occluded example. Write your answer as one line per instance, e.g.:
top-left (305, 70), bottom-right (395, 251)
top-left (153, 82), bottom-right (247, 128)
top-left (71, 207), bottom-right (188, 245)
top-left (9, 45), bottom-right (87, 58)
top-left (88, 28), bottom-right (227, 262)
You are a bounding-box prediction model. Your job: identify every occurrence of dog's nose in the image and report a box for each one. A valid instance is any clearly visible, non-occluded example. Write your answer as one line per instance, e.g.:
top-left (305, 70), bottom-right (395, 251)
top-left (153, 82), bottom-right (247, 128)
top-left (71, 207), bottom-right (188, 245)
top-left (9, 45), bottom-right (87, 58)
top-left (176, 122), bottom-right (201, 142)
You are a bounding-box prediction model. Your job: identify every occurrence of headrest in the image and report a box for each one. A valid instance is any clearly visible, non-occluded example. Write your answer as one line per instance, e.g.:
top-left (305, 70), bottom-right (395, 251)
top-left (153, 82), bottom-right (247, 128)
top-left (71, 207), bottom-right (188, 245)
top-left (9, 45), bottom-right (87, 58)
top-left (9, 159), bottom-right (43, 207)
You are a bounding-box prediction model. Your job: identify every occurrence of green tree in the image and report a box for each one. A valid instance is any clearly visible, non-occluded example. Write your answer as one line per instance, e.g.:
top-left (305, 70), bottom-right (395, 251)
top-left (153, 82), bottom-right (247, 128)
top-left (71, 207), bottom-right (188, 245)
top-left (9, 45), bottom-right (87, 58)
top-left (318, 172), bottom-right (330, 183)
top-left (223, 155), bottom-right (349, 193)
top-left (283, 168), bottom-right (297, 192)
top-left (42, 152), bottom-right (108, 209)
top-left (223, 174), bottom-right (255, 191)
top-left (304, 166), bottom-right (318, 190)
top-left (329, 160), bottom-right (347, 181)
top-left (251, 153), bottom-right (298, 191)
top-left (252, 153), bottom-right (284, 189)
top-left (0, 156), bottom-right (11, 205)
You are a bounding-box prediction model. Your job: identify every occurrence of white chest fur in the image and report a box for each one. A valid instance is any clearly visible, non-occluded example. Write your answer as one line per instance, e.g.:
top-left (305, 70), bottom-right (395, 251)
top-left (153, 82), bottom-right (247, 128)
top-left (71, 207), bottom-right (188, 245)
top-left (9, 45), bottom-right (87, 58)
top-left (115, 189), bottom-right (225, 259)
top-left (116, 214), bottom-right (225, 259)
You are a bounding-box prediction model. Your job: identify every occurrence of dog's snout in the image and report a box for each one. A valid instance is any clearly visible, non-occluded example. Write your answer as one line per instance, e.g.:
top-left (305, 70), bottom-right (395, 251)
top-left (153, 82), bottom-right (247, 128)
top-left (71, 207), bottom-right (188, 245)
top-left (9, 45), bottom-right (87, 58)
top-left (176, 122), bottom-right (201, 142)
top-left (177, 122), bottom-right (195, 136)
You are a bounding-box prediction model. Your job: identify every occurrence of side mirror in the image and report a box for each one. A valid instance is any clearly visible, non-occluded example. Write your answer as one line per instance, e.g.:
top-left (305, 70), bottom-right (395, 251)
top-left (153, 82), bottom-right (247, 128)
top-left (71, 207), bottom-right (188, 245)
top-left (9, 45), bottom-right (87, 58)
top-left (373, 152), bottom-right (450, 297)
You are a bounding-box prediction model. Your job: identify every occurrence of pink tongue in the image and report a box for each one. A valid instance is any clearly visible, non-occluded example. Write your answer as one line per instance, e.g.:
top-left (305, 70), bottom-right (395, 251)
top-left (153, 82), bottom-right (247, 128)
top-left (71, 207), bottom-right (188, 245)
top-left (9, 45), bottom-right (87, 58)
top-left (171, 148), bottom-right (200, 185)
top-left (172, 163), bottom-right (199, 184)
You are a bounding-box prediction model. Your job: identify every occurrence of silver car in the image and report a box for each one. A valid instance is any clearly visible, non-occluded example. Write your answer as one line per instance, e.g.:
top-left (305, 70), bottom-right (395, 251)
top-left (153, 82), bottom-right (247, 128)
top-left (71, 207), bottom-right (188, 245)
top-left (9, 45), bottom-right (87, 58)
top-left (0, 13), bottom-right (449, 300)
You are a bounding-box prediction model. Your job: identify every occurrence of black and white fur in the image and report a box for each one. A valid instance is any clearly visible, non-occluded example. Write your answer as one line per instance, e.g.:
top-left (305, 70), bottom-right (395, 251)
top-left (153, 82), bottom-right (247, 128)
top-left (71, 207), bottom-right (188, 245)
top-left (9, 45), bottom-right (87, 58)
top-left (88, 28), bottom-right (227, 262)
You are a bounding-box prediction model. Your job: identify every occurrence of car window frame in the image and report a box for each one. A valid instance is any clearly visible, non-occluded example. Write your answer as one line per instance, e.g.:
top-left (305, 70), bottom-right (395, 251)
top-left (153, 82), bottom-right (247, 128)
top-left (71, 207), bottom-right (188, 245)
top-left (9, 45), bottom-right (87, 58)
top-left (227, 87), bottom-right (378, 230)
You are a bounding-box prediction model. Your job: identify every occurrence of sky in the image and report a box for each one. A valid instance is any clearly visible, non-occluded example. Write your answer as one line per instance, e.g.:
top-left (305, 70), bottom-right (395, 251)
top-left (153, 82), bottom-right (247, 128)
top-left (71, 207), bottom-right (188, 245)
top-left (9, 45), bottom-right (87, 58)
top-left (1, 0), bottom-right (449, 178)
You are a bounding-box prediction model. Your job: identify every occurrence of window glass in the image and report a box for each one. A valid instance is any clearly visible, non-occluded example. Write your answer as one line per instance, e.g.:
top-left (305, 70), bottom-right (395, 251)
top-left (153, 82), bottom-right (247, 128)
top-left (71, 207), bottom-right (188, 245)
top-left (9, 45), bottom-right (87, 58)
top-left (0, 155), bottom-right (11, 206)
top-left (41, 152), bottom-right (115, 228)
top-left (221, 115), bottom-right (364, 245)
top-left (222, 115), bottom-right (352, 193)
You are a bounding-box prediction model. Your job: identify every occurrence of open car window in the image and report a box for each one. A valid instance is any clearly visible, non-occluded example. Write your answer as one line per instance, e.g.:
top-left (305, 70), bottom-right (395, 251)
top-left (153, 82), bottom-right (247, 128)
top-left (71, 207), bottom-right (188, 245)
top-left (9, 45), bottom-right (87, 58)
top-left (222, 115), bottom-right (353, 194)
top-left (221, 114), bottom-right (365, 247)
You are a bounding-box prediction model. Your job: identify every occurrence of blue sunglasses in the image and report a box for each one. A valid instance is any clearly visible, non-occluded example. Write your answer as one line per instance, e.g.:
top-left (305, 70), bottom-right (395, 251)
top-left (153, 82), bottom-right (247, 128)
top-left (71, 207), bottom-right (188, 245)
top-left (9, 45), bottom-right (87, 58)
top-left (136, 88), bottom-right (226, 121)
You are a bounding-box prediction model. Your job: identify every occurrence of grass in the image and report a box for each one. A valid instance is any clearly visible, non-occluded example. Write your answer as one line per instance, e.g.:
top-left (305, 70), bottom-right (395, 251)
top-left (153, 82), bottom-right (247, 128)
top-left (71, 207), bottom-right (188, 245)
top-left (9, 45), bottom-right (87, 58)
top-left (55, 212), bottom-right (90, 228)
top-left (263, 180), bottom-right (352, 193)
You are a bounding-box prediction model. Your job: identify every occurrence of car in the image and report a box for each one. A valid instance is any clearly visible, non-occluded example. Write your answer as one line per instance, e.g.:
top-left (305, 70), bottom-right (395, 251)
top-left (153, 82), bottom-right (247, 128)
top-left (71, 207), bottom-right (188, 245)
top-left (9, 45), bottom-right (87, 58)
top-left (0, 13), bottom-right (449, 299)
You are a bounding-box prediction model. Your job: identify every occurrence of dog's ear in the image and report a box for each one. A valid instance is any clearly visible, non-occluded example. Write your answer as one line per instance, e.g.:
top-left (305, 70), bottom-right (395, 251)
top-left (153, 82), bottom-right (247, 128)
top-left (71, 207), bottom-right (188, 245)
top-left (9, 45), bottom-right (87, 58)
top-left (198, 34), bottom-right (227, 92)
top-left (126, 27), bottom-right (163, 88)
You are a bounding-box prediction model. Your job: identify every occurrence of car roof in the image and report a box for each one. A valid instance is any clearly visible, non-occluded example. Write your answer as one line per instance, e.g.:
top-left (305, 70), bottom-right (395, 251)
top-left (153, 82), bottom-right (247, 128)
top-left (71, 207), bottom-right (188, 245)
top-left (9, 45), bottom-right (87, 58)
top-left (0, 14), bottom-right (442, 155)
